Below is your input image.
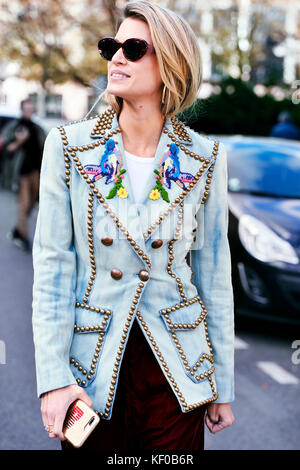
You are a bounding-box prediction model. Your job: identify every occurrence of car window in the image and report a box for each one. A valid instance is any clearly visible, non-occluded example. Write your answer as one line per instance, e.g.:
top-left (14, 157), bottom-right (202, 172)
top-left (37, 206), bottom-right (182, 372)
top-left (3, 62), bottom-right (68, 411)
top-left (225, 141), bottom-right (300, 198)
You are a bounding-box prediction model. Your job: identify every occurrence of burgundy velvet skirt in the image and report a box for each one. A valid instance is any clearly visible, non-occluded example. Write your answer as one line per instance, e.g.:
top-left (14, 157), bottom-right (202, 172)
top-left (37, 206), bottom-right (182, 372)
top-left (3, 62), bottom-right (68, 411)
top-left (61, 317), bottom-right (207, 451)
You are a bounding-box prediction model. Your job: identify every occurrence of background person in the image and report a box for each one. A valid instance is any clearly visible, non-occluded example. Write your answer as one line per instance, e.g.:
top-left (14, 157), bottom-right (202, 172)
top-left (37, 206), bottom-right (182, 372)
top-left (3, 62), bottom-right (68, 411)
top-left (1, 98), bottom-right (46, 251)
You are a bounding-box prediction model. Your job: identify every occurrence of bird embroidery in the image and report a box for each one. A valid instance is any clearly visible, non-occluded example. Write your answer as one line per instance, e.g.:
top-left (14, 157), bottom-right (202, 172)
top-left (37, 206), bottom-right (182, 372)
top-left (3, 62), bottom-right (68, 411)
top-left (149, 143), bottom-right (195, 201)
top-left (161, 143), bottom-right (194, 190)
top-left (84, 139), bottom-right (121, 184)
top-left (83, 139), bottom-right (128, 199)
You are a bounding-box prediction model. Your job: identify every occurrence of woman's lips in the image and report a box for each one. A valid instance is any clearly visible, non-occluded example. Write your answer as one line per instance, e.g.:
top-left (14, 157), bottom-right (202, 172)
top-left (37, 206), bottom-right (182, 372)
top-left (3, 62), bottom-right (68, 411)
top-left (110, 70), bottom-right (130, 81)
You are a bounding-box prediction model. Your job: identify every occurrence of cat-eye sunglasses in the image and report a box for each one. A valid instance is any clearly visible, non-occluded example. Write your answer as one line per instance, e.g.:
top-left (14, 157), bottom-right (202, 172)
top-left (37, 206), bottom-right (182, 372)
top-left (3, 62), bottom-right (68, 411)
top-left (98, 37), bottom-right (155, 62)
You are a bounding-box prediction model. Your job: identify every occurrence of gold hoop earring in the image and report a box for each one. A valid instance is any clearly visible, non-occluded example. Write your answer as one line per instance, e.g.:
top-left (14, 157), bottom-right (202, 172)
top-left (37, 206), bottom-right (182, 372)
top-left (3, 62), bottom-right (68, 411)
top-left (161, 85), bottom-right (167, 104)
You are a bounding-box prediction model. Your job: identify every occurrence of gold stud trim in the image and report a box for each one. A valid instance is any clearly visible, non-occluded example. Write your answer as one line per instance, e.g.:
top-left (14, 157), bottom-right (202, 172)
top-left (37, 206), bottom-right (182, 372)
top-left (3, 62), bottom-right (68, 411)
top-left (135, 311), bottom-right (218, 412)
top-left (200, 141), bottom-right (219, 205)
top-left (160, 295), bottom-right (207, 330)
top-left (60, 113), bottom-right (100, 129)
top-left (168, 327), bottom-right (214, 380)
top-left (160, 295), bottom-right (202, 313)
top-left (58, 109), bottom-right (217, 242)
top-left (142, 138), bottom-right (219, 240)
top-left (57, 113), bottom-right (152, 270)
top-left (58, 126), bottom-right (71, 188)
top-left (80, 191), bottom-right (97, 302)
top-left (170, 116), bottom-right (192, 142)
top-left (75, 302), bottom-right (112, 314)
top-left (70, 312), bottom-right (112, 386)
top-left (90, 107), bottom-right (115, 136)
top-left (159, 294), bottom-right (216, 384)
top-left (100, 282), bottom-right (146, 418)
top-left (166, 201), bottom-right (190, 302)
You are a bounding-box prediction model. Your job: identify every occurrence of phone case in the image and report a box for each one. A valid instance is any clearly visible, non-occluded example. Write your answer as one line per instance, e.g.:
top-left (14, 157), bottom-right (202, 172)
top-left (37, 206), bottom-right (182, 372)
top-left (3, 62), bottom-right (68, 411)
top-left (63, 399), bottom-right (100, 448)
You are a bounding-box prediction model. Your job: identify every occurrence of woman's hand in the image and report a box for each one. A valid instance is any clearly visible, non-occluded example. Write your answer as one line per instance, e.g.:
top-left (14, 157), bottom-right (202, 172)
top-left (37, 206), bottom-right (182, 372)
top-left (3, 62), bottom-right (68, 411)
top-left (6, 129), bottom-right (29, 152)
top-left (205, 403), bottom-right (235, 434)
top-left (15, 128), bottom-right (29, 143)
top-left (41, 384), bottom-right (93, 440)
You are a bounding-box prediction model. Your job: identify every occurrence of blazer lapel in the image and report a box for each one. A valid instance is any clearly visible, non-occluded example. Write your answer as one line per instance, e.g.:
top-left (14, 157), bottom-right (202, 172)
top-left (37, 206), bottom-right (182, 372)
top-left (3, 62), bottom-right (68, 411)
top-left (66, 111), bottom-right (199, 256)
top-left (106, 115), bottom-right (196, 243)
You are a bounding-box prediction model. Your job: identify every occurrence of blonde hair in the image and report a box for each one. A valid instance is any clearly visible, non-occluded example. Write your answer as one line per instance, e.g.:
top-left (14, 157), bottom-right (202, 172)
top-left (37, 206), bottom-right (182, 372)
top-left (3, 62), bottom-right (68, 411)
top-left (103, 0), bottom-right (202, 119)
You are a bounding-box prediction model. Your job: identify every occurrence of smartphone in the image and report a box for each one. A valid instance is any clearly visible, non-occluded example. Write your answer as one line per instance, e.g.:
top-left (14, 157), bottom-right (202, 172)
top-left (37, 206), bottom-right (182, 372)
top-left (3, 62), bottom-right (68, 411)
top-left (63, 399), bottom-right (100, 448)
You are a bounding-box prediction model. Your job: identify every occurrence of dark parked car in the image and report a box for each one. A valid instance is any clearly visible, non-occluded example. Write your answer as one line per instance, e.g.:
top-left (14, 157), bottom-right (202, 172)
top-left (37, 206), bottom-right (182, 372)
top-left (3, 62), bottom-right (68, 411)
top-left (219, 135), bottom-right (300, 326)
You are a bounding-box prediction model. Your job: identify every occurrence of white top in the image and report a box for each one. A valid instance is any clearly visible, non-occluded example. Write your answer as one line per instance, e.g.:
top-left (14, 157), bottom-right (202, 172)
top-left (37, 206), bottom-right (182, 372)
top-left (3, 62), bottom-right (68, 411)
top-left (124, 150), bottom-right (155, 204)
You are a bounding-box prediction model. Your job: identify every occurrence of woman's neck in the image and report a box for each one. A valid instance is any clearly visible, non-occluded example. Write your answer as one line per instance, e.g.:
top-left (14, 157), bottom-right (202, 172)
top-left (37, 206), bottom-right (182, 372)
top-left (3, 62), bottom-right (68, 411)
top-left (118, 100), bottom-right (165, 158)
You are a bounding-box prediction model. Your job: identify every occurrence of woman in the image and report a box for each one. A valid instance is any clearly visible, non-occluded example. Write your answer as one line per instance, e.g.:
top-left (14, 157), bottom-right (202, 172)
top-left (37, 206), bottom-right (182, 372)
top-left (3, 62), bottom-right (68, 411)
top-left (32, 1), bottom-right (235, 451)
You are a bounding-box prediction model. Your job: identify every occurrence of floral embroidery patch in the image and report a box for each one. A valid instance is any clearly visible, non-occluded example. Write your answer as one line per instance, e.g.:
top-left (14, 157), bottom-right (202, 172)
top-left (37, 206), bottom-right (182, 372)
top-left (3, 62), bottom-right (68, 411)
top-left (107, 169), bottom-right (128, 199)
top-left (83, 139), bottom-right (128, 199)
top-left (148, 143), bottom-right (195, 202)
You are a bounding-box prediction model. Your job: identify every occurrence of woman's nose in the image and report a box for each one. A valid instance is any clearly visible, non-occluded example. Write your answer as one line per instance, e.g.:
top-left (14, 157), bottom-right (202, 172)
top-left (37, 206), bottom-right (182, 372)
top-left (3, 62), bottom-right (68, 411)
top-left (111, 47), bottom-right (127, 64)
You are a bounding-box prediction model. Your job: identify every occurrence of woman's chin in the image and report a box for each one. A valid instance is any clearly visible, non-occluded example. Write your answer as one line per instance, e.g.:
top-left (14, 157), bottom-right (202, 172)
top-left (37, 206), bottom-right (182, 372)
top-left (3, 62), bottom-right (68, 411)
top-left (107, 83), bottom-right (130, 96)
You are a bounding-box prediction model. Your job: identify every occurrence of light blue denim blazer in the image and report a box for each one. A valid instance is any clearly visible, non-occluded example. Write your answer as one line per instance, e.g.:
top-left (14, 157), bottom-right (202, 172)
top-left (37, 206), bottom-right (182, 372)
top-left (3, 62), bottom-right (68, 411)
top-left (32, 108), bottom-right (235, 419)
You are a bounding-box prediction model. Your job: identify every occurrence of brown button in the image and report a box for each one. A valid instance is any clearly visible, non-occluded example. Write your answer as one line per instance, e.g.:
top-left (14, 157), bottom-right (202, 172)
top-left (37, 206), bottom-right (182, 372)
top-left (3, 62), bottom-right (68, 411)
top-left (101, 236), bottom-right (113, 246)
top-left (139, 269), bottom-right (150, 281)
top-left (111, 269), bottom-right (122, 280)
top-left (151, 239), bottom-right (163, 249)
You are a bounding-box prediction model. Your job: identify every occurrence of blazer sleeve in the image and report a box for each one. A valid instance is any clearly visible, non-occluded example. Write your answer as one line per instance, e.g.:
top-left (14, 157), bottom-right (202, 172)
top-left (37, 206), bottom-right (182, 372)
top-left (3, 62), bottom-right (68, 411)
top-left (32, 127), bottom-right (77, 398)
top-left (190, 141), bottom-right (235, 403)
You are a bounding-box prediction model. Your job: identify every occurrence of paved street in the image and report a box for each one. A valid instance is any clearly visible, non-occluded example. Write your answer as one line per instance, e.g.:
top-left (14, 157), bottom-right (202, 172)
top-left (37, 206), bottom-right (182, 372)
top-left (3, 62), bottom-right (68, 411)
top-left (0, 188), bottom-right (299, 450)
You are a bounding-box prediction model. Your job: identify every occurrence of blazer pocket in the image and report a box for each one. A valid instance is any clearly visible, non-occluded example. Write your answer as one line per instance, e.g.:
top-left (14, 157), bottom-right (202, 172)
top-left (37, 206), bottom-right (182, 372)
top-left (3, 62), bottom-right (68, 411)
top-left (159, 299), bottom-right (215, 384)
top-left (69, 307), bottom-right (113, 387)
